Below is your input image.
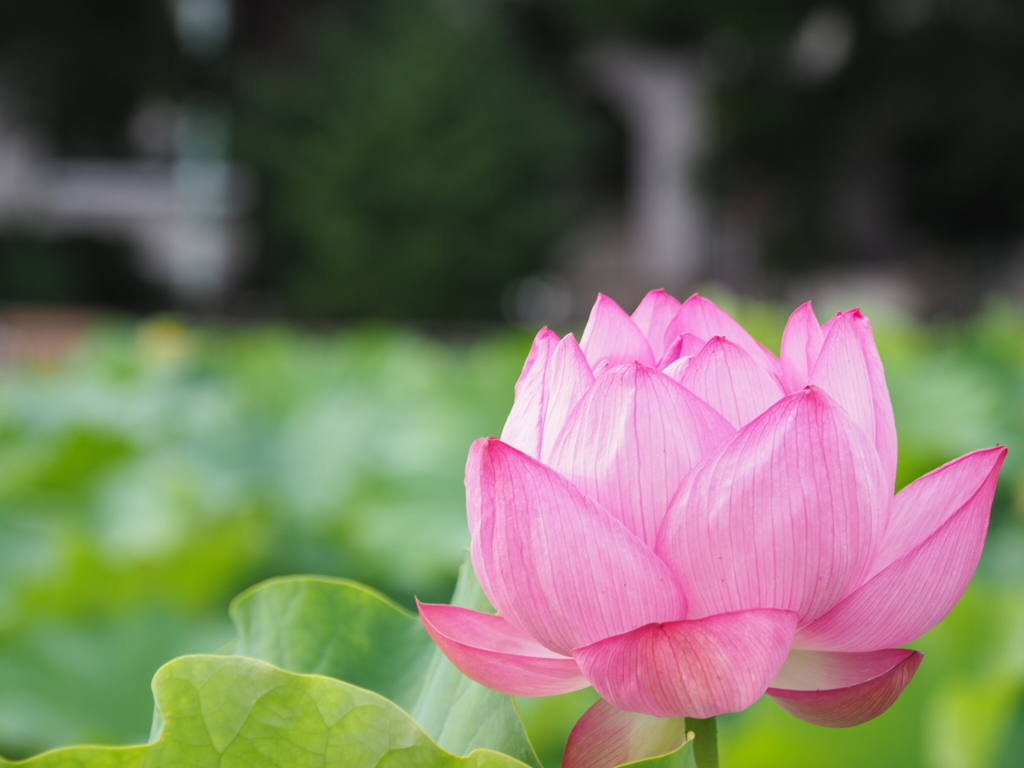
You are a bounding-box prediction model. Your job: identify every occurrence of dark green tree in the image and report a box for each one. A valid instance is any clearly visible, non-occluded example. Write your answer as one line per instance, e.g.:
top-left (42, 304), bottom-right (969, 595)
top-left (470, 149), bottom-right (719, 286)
top-left (236, 0), bottom-right (596, 320)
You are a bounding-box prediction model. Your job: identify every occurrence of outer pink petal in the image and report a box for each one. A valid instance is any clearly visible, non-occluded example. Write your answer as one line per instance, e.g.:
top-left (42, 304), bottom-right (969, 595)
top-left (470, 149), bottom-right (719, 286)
top-left (810, 310), bottom-right (898, 491)
top-left (767, 648), bottom-right (923, 727)
top-left (677, 337), bottom-right (785, 428)
top-left (573, 609), bottom-right (798, 719)
top-left (795, 448), bottom-right (1004, 652)
top-left (500, 328), bottom-right (559, 459)
top-left (563, 698), bottom-right (687, 768)
top-left (546, 363), bottom-right (734, 545)
top-left (873, 447), bottom-right (1007, 577)
top-left (468, 438), bottom-right (687, 656)
top-left (417, 601), bottom-right (589, 696)
top-left (657, 387), bottom-right (888, 623)
top-left (663, 294), bottom-right (780, 375)
top-left (580, 294), bottom-right (656, 369)
top-left (631, 289), bottom-right (684, 362)
top-left (780, 302), bottom-right (824, 393)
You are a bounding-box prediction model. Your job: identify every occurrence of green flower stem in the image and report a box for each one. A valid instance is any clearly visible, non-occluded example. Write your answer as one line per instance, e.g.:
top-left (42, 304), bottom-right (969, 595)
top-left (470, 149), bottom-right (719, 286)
top-left (684, 716), bottom-right (719, 768)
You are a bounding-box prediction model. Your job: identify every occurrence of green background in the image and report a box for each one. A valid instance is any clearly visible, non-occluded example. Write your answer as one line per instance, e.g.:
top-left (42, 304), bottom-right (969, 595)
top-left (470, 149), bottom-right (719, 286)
top-left (2, 295), bottom-right (1024, 767)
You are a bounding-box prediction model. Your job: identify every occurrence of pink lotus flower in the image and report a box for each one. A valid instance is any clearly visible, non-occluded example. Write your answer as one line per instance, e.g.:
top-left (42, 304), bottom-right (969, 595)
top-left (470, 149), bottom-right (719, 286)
top-left (418, 291), bottom-right (1005, 767)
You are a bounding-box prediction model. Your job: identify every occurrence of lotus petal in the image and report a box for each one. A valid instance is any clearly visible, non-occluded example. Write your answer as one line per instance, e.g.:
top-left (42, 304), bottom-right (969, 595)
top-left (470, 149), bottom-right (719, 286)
top-left (500, 327), bottom-right (559, 459)
top-left (767, 648), bottom-right (922, 727)
top-left (501, 332), bottom-right (595, 463)
top-left (808, 312), bottom-right (875, 442)
top-left (580, 294), bottom-right (655, 369)
top-left (573, 609), bottom-right (798, 719)
top-left (658, 387), bottom-right (887, 623)
top-left (795, 447), bottom-right (1004, 652)
top-left (537, 334), bottom-right (597, 463)
top-left (873, 447), bottom-right (1007, 577)
top-left (850, 312), bottom-right (897, 491)
top-left (547, 363), bottom-right (734, 545)
top-left (658, 332), bottom-right (705, 369)
top-left (780, 302), bottom-right (824, 393)
top-left (663, 294), bottom-right (779, 375)
top-left (632, 289), bottom-right (684, 362)
top-left (810, 310), bottom-right (897, 491)
top-left (417, 601), bottom-right (589, 696)
top-left (467, 438), bottom-right (687, 656)
top-left (676, 337), bottom-right (785, 428)
top-left (562, 698), bottom-right (688, 768)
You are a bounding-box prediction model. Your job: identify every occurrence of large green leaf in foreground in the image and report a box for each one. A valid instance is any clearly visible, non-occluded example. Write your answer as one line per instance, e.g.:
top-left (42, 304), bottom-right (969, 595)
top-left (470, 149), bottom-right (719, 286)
top-left (228, 564), bottom-right (694, 768)
top-left (0, 561), bottom-right (695, 767)
top-left (229, 561), bottom-right (541, 767)
top-left (0, 654), bottom-right (531, 767)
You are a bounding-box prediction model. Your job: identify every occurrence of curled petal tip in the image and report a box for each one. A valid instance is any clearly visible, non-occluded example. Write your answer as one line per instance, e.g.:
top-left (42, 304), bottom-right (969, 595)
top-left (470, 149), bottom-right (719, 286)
top-left (418, 601), bottom-right (589, 697)
top-left (796, 445), bottom-right (1002, 651)
top-left (768, 649), bottom-right (923, 727)
top-left (472, 436), bottom-right (501, 452)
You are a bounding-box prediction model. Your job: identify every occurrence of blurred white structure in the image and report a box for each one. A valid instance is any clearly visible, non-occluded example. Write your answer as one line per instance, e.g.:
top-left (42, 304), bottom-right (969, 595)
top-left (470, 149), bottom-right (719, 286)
top-left (0, 110), bottom-right (252, 305)
top-left (0, 0), bottom-right (248, 308)
top-left (582, 44), bottom-right (708, 307)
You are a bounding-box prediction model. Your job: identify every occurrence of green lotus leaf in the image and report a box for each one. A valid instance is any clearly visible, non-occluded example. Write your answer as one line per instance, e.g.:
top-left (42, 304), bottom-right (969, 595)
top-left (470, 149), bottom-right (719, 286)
top-left (0, 654), bottom-right (533, 767)
top-left (228, 559), bottom-right (541, 767)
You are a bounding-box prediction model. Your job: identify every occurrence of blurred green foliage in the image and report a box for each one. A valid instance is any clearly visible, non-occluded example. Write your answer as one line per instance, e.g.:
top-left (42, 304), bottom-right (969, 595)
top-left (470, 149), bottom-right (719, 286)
top-left (3, 303), bottom-right (1024, 766)
top-left (0, 317), bottom-right (528, 756)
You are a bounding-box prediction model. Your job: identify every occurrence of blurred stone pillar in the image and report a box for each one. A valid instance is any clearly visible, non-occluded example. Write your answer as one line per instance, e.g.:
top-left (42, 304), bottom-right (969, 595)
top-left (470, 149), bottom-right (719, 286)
top-left (585, 44), bottom-right (707, 301)
top-left (172, 0), bottom-right (237, 308)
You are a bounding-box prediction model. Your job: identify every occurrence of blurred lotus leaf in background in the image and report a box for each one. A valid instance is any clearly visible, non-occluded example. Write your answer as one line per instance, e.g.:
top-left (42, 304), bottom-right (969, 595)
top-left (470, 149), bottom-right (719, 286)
top-left (1, 300), bottom-right (1024, 767)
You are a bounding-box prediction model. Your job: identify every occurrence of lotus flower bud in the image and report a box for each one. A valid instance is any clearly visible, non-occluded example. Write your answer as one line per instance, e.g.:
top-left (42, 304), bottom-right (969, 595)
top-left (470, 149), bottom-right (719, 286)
top-left (419, 291), bottom-right (1005, 767)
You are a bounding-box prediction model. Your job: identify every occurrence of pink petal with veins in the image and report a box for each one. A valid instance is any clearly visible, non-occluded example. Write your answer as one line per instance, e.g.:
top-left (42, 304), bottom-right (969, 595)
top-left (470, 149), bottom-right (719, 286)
top-left (580, 294), bottom-right (655, 369)
top-left (501, 332), bottom-right (595, 463)
top-left (873, 447), bottom-right (1007, 577)
top-left (809, 310), bottom-right (897, 491)
top-left (663, 294), bottom-right (780, 375)
top-left (468, 438), bottom-right (687, 656)
top-left (418, 601), bottom-right (588, 696)
top-left (573, 608), bottom-right (798, 718)
top-left (677, 337), bottom-right (785, 428)
top-left (563, 698), bottom-right (688, 768)
top-left (795, 446), bottom-right (1004, 652)
top-left (658, 388), bottom-right (887, 623)
top-left (780, 302), bottom-right (824, 393)
top-left (631, 289), bottom-right (684, 362)
top-left (767, 648), bottom-right (922, 727)
top-left (500, 328), bottom-right (559, 459)
top-left (547, 363), bottom-right (734, 545)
